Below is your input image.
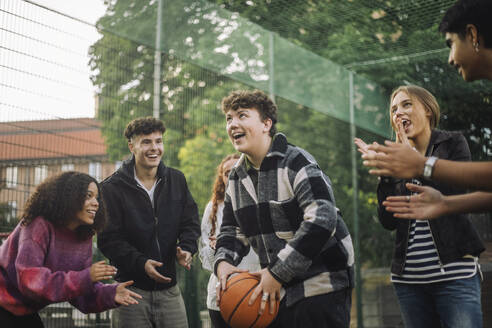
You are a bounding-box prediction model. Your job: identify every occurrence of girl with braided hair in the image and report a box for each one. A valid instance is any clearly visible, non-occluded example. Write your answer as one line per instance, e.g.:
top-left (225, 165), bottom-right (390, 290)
top-left (0, 171), bottom-right (141, 328)
top-left (199, 154), bottom-right (260, 328)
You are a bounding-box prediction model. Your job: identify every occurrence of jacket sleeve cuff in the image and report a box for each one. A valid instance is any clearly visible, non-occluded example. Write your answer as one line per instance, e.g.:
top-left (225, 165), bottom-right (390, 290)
top-left (267, 267), bottom-right (286, 285)
top-left (268, 260), bottom-right (294, 285)
top-left (96, 283), bottom-right (118, 309)
top-left (379, 176), bottom-right (396, 184)
top-left (213, 256), bottom-right (231, 277)
top-left (177, 243), bottom-right (195, 255)
top-left (80, 267), bottom-right (96, 293)
top-left (136, 256), bottom-right (148, 278)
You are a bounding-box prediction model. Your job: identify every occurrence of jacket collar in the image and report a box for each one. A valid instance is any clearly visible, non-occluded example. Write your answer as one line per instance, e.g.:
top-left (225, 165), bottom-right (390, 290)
top-left (234, 133), bottom-right (288, 179)
top-left (426, 129), bottom-right (453, 155)
top-left (118, 154), bottom-right (167, 182)
top-left (266, 133), bottom-right (288, 159)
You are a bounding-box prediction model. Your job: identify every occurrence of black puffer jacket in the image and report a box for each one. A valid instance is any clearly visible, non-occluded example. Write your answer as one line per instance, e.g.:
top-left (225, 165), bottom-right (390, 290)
top-left (377, 130), bottom-right (484, 275)
top-left (97, 156), bottom-right (200, 290)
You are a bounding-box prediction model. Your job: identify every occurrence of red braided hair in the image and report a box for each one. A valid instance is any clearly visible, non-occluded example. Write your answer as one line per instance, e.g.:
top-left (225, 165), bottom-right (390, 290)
top-left (209, 153), bottom-right (240, 237)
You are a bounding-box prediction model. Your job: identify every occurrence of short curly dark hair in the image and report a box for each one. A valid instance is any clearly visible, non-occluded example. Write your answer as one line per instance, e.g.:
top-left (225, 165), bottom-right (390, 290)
top-left (221, 90), bottom-right (278, 136)
top-left (124, 116), bottom-right (166, 141)
top-left (439, 0), bottom-right (492, 48)
top-left (21, 171), bottom-right (106, 240)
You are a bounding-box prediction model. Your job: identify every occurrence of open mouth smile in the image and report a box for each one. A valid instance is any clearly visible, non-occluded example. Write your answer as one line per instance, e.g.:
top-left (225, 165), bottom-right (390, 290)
top-left (401, 119), bottom-right (410, 128)
top-left (232, 132), bottom-right (245, 140)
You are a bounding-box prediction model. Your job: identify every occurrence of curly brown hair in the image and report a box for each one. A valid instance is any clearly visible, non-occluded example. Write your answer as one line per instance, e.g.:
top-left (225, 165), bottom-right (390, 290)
top-left (221, 89), bottom-right (278, 136)
top-left (209, 153), bottom-right (240, 237)
top-left (21, 171), bottom-right (106, 240)
top-left (124, 116), bottom-right (166, 141)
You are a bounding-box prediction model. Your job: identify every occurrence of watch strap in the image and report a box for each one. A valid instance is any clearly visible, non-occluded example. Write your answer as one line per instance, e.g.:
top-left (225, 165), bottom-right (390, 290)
top-left (423, 156), bottom-right (438, 179)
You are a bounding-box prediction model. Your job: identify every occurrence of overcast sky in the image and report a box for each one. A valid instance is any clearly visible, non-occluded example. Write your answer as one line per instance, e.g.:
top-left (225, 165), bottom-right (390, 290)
top-left (0, 0), bottom-right (107, 122)
top-left (33, 0), bottom-right (106, 25)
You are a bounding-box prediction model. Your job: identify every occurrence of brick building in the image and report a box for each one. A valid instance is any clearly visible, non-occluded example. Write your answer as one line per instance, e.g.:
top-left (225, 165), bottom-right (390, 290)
top-left (0, 118), bottom-right (119, 224)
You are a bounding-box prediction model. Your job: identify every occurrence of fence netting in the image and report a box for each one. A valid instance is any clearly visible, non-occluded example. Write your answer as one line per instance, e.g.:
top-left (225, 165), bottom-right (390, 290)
top-left (1, 0), bottom-right (491, 327)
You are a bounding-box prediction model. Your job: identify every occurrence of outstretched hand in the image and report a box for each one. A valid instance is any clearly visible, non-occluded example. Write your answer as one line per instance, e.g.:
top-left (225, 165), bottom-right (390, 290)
top-left (144, 259), bottom-right (171, 283)
top-left (363, 141), bottom-right (426, 179)
top-left (176, 246), bottom-right (192, 270)
top-left (354, 138), bottom-right (378, 157)
top-left (383, 183), bottom-right (446, 220)
top-left (114, 281), bottom-right (142, 306)
top-left (90, 261), bottom-right (117, 282)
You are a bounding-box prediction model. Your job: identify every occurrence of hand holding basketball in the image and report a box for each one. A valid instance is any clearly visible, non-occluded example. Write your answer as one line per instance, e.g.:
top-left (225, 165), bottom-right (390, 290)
top-left (219, 271), bottom-right (280, 328)
top-left (216, 261), bottom-right (248, 305)
top-left (248, 269), bottom-right (281, 315)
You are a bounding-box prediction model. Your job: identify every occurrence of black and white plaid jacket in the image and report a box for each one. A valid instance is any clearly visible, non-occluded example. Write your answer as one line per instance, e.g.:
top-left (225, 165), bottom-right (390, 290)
top-left (214, 133), bottom-right (354, 307)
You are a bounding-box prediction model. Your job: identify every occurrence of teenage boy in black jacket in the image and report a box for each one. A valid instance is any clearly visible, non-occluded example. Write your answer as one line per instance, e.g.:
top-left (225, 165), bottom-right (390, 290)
top-left (97, 117), bottom-right (200, 328)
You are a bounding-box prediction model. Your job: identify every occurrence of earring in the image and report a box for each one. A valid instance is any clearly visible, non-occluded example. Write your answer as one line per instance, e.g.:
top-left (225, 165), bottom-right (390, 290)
top-left (474, 41), bottom-right (480, 52)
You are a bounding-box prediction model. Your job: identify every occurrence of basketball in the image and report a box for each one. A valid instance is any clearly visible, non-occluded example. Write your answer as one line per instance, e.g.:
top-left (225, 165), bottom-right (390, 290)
top-left (219, 272), bottom-right (279, 328)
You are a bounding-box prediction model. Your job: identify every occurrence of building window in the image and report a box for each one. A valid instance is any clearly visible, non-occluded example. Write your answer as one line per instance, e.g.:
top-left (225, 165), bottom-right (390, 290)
top-left (6, 166), bottom-right (18, 188)
top-left (89, 162), bottom-right (102, 181)
top-left (34, 165), bottom-right (48, 185)
top-left (61, 163), bottom-right (74, 172)
top-left (6, 201), bottom-right (17, 222)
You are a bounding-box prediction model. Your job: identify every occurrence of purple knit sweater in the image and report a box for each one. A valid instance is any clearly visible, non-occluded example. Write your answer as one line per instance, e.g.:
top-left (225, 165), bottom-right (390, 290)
top-left (0, 217), bottom-right (117, 316)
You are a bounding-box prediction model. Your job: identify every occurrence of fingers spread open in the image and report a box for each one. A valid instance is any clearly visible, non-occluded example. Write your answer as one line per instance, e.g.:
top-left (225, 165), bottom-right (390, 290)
top-left (249, 286), bottom-right (262, 306)
top-left (258, 291), bottom-right (269, 315)
top-left (269, 295), bottom-right (277, 314)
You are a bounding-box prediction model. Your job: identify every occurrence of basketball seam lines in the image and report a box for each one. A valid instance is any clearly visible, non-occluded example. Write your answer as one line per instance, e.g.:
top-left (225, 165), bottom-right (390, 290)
top-left (248, 312), bottom-right (262, 328)
top-left (227, 283), bottom-right (258, 325)
top-left (226, 277), bottom-right (257, 290)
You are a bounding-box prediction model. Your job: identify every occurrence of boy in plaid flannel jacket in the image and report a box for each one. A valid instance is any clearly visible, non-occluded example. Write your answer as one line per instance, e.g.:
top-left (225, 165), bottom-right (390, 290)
top-left (214, 90), bottom-right (354, 327)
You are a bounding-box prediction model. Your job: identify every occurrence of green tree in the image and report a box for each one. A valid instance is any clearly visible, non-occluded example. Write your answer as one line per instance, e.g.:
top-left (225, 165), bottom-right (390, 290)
top-left (178, 130), bottom-right (234, 212)
top-left (215, 0), bottom-right (492, 159)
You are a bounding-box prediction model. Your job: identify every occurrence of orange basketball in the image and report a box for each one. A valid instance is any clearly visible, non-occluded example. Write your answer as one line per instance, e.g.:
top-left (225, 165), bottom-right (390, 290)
top-left (219, 272), bottom-right (279, 328)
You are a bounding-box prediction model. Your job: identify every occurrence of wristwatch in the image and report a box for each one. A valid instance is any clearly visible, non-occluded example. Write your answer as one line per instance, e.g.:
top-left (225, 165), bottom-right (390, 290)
top-left (423, 156), bottom-right (438, 179)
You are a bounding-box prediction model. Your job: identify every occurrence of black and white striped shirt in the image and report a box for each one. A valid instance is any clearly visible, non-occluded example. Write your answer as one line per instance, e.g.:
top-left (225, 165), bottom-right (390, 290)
top-left (392, 219), bottom-right (477, 284)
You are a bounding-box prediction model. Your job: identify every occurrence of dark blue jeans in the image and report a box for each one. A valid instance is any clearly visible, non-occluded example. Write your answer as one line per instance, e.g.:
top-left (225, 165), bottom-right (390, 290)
top-left (393, 273), bottom-right (482, 328)
top-left (269, 288), bottom-right (352, 328)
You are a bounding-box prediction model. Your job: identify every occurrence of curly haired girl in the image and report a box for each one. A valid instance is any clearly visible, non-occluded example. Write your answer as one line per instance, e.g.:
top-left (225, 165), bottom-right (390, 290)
top-left (0, 171), bottom-right (141, 328)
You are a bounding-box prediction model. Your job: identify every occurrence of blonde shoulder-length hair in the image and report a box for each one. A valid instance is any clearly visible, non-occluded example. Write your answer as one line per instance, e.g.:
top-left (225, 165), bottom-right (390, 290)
top-left (389, 85), bottom-right (440, 142)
